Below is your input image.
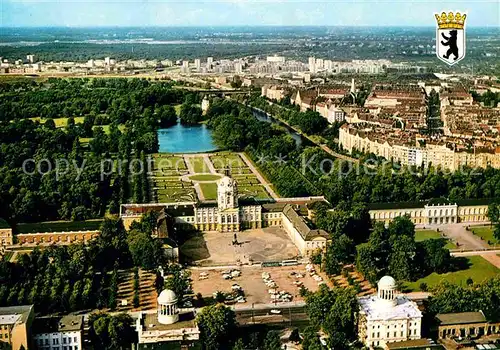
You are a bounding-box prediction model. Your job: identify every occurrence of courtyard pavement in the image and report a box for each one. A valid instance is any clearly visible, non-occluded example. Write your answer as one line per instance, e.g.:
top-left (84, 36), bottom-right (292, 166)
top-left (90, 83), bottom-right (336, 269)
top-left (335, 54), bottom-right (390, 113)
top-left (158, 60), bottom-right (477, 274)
top-left (180, 227), bottom-right (300, 266)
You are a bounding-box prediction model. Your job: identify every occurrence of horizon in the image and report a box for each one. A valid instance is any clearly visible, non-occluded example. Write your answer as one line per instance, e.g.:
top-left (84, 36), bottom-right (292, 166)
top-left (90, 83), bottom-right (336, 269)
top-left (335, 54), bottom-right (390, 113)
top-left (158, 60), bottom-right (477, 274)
top-left (1, 0), bottom-right (499, 27)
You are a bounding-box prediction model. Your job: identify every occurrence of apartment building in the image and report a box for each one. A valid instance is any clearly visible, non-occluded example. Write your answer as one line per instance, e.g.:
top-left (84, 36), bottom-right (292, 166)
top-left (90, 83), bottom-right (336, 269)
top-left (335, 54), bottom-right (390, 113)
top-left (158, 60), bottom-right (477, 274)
top-left (0, 305), bottom-right (35, 350)
top-left (33, 315), bottom-right (83, 350)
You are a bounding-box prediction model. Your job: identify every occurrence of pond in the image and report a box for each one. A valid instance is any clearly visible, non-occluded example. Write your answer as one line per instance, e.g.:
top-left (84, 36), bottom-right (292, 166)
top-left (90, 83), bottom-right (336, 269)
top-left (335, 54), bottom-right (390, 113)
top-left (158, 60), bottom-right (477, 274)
top-left (158, 123), bottom-right (217, 153)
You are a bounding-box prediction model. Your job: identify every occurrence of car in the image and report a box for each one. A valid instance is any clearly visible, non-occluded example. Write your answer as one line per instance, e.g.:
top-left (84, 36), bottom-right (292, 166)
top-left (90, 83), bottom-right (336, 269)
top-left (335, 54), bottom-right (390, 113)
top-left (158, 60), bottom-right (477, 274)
top-left (270, 309), bottom-right (281, 314)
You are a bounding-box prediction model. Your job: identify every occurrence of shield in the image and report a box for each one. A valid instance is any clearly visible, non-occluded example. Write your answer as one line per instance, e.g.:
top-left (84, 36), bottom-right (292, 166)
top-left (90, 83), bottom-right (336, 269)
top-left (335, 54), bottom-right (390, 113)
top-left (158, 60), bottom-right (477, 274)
top-left (436, 27), bottom-right (466, 66)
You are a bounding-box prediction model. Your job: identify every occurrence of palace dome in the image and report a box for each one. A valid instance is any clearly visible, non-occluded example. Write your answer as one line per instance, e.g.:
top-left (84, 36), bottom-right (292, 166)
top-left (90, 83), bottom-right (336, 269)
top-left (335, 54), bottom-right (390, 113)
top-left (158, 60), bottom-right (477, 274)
top-left (158, 289), bottom-right (177, 305)
top-left (378, 276), bottom-right (396, 290)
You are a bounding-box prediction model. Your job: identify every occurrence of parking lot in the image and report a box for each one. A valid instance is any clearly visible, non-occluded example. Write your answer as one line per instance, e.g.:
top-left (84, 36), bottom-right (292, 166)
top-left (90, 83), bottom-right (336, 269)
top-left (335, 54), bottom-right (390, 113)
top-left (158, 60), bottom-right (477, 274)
top-left (190, 264), bottom-right (331, 307)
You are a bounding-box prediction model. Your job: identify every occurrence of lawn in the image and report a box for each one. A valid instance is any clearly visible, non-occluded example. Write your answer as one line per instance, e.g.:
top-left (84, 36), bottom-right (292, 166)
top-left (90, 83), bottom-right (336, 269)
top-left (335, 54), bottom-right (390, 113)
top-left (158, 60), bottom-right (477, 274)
top-left (152, 155), bottom-right (187, 171)
top-left (239, 185), bottom-right (271, 199)
top-left (17, 219), bottom-right (103, 233)
top-left (156, 187), bottom-right (195, 203)
top-left (28, 117), bottom-right (85, 127)
top-left (210, 153), bottom-right (246, 169)
top-left (93, 124), bottom-right (126, 134)
top-left (415, 229), bottom-right (456, 249)
top-left (188, 157), bottom-right (210, 173)
top-left (199, 183), bottom-right (218, 200)
top-left (404, 256), bottom-right (500, 291)
top-left (189, 174), bottom-right (222, 181)
top-left (471, 226), bottom-right (498, 246)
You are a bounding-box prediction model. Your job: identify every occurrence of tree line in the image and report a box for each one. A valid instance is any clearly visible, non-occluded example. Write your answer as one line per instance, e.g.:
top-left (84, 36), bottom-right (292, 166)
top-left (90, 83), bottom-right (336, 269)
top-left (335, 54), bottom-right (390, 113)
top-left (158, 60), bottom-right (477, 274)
top-left (0, 78), bottom-right (188, 223)
top-left (0, 214), bottom-right (167, 314)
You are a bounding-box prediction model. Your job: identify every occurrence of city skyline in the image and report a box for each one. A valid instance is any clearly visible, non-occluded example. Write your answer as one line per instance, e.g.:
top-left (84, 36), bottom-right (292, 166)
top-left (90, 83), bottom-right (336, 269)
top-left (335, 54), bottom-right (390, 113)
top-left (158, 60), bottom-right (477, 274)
top-left (1, 0), bottom-right (499, 27)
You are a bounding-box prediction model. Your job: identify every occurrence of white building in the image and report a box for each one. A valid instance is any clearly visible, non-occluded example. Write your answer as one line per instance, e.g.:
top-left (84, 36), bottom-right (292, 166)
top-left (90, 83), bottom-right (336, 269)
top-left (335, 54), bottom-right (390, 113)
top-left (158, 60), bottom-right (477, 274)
top-left (201, 96), bottom-right (210, 115)
top-left (136, 289), bottom-right (200, 349)
top-left (181, 60), bottom-right (190, 74)
top-left (267, 55), bottom-right (285, 63)
top-left (194, 58), bottom-right (201, 72)
top-left (358, 276), bottom-right (422, 349)
top-left (33, 315), bottom-right (83, 350)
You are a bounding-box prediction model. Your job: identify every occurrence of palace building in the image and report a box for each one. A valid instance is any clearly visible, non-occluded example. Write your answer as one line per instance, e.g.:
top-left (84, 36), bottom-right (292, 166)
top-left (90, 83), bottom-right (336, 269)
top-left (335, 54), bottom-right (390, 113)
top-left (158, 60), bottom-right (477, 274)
top-left (121, 174), bottom-right (330, 258)
top-left (368, 198), bottom-right (492, 226)
top-left (358, 276), bottom-right (422, 349)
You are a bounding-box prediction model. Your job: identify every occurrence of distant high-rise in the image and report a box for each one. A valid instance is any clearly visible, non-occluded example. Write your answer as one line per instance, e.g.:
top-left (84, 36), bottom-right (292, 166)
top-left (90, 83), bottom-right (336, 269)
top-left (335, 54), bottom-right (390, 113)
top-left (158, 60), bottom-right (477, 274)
top-left (308, 57), bottom-right (316, 73)
top-left (26, 54), bottom-right (35, 63)
top-left (207, 57), bottom-right (213, 70)
top-left (194, 59), bottom-right (201, 71)
top-left (181, 60), bottom-right (190, 73)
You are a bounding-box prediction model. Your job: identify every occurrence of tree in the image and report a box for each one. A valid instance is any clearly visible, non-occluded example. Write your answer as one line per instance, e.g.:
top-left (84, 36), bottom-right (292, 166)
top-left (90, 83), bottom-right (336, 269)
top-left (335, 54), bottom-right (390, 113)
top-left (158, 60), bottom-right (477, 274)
top-left (164, 265), bottom-right (191, 304)
top-left (197, 304), bottom-right (237, 350)
top-left (263, 331), bottom-right (281, 350)
top-left (127, 229), bottom-right (164, 270)
top-left (301, 327), bottom-right (324, 350)
top-left (179, 104), bottom-right (203, 125)
top-left (305, 284), bottom-right (358, 349)
top-left (88, 313), bottom-right (136, 350)
top-left (159, 105), bottom-right (178, 128)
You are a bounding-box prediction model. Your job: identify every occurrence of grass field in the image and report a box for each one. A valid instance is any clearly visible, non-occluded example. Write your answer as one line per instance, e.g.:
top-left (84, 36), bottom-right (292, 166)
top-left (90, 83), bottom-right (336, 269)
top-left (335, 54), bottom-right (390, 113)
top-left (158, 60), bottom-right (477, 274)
top-left (210, 153), bottom-right (245, 169)
top-left (152, 154), bottom-right (187, 172)
top-left (404, 256), bottom-right (500, 291)
top-left (28, 117), bottom-right (85, 127)
top-left (188, 157), bottom-right (210, 173)
top-left (189, 174), bottom-right (222, 181)
top-left (17, 219), bottom-right (103, 233)
top-left (93, 124), bottom-right (126, 134)
top-left (415, 230), bottom-right (456, 249)
top-left (199, 183), bottom-right (218, 200)
top-left (471, 226), bottom-right (498, 246)
top-left (156, 187), bottom-right (195, 203)
top-left (239, 185), bottom-right (271, 199)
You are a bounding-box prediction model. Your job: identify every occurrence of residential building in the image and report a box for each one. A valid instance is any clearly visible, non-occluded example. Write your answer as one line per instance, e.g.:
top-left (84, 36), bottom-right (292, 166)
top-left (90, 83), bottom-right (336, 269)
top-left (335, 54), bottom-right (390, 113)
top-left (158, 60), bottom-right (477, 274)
top-left (33, 315), bottom-right (83, 350)
top-left (0, 305), bottom-right (35, 350)
top-left (194, 59), bottom-right (201, 72)
top-left (358, 277), bottom-right (422, 349)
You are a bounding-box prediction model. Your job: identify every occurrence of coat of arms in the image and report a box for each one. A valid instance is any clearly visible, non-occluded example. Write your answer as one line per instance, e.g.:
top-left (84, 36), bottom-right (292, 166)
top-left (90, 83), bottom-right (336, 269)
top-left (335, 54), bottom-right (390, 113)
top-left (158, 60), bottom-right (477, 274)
top-left (435, 11), bottom-right (467, 65)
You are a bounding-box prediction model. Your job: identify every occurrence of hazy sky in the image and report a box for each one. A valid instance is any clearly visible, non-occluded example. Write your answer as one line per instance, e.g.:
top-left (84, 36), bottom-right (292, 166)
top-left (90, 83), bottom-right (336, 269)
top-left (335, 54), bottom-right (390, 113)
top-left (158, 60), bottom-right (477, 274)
top-left (1, 0), bottom-right (499, 27)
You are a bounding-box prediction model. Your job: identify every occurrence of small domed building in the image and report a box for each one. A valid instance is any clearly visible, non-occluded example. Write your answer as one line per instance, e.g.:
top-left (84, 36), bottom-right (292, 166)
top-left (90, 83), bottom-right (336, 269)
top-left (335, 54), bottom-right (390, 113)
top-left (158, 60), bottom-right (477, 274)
top-left (135, 289), bottom-right (200, 349)
top-left (357, 276), bottom-right (422, 349)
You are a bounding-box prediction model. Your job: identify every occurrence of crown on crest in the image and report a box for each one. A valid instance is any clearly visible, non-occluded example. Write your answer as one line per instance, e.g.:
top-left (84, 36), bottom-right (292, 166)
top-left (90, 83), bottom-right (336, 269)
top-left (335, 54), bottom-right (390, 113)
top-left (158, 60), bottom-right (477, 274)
top-left (435, 11), bottom-right (466, 29)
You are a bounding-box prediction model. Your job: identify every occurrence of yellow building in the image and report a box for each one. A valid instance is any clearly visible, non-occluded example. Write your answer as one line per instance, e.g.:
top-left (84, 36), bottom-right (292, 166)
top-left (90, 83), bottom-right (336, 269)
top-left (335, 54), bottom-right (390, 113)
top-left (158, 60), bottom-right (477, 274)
top-left (368, 198), bottom-right (491, 225)
top-left (0, 305), bottom-right (34, 350)
top-left (0, 219), bottom-right (13, 246)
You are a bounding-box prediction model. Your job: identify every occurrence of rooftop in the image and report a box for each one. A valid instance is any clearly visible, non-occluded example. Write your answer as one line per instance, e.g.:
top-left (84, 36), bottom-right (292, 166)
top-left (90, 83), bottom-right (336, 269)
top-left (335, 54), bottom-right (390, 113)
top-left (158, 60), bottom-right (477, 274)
top-left (0, 305), bottom-right (34, 326)
top-left (141, 311), bottom-right (197, 332)
top-left (33, 315), bottom-right (83, 334)
top-left (436, 311), bottom-right (487, 326)
top-left (358, 295), bottom-right (422, 321)
top-left (386, 339), bottom-right (444, 350)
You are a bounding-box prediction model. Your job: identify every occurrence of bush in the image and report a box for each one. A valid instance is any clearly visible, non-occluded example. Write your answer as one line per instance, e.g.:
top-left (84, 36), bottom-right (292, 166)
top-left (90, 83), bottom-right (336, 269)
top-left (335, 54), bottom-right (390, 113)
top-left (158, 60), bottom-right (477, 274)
top-left (419, 282), bottom-right (428, 292)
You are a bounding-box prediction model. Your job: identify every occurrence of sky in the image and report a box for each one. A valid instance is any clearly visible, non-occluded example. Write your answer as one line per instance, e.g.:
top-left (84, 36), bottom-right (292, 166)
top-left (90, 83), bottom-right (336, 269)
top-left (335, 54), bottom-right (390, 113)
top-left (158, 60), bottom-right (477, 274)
top-left (1, 0), bottom-right (499, 27)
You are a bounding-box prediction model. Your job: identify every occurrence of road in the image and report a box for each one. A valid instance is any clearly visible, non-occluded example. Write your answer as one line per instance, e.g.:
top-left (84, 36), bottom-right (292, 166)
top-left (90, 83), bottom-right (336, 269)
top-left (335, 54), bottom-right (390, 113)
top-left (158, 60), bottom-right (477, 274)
top-left (235, 304), bottom-right (308, 326)
top-left (434, 223), bottom-right (500, 269)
